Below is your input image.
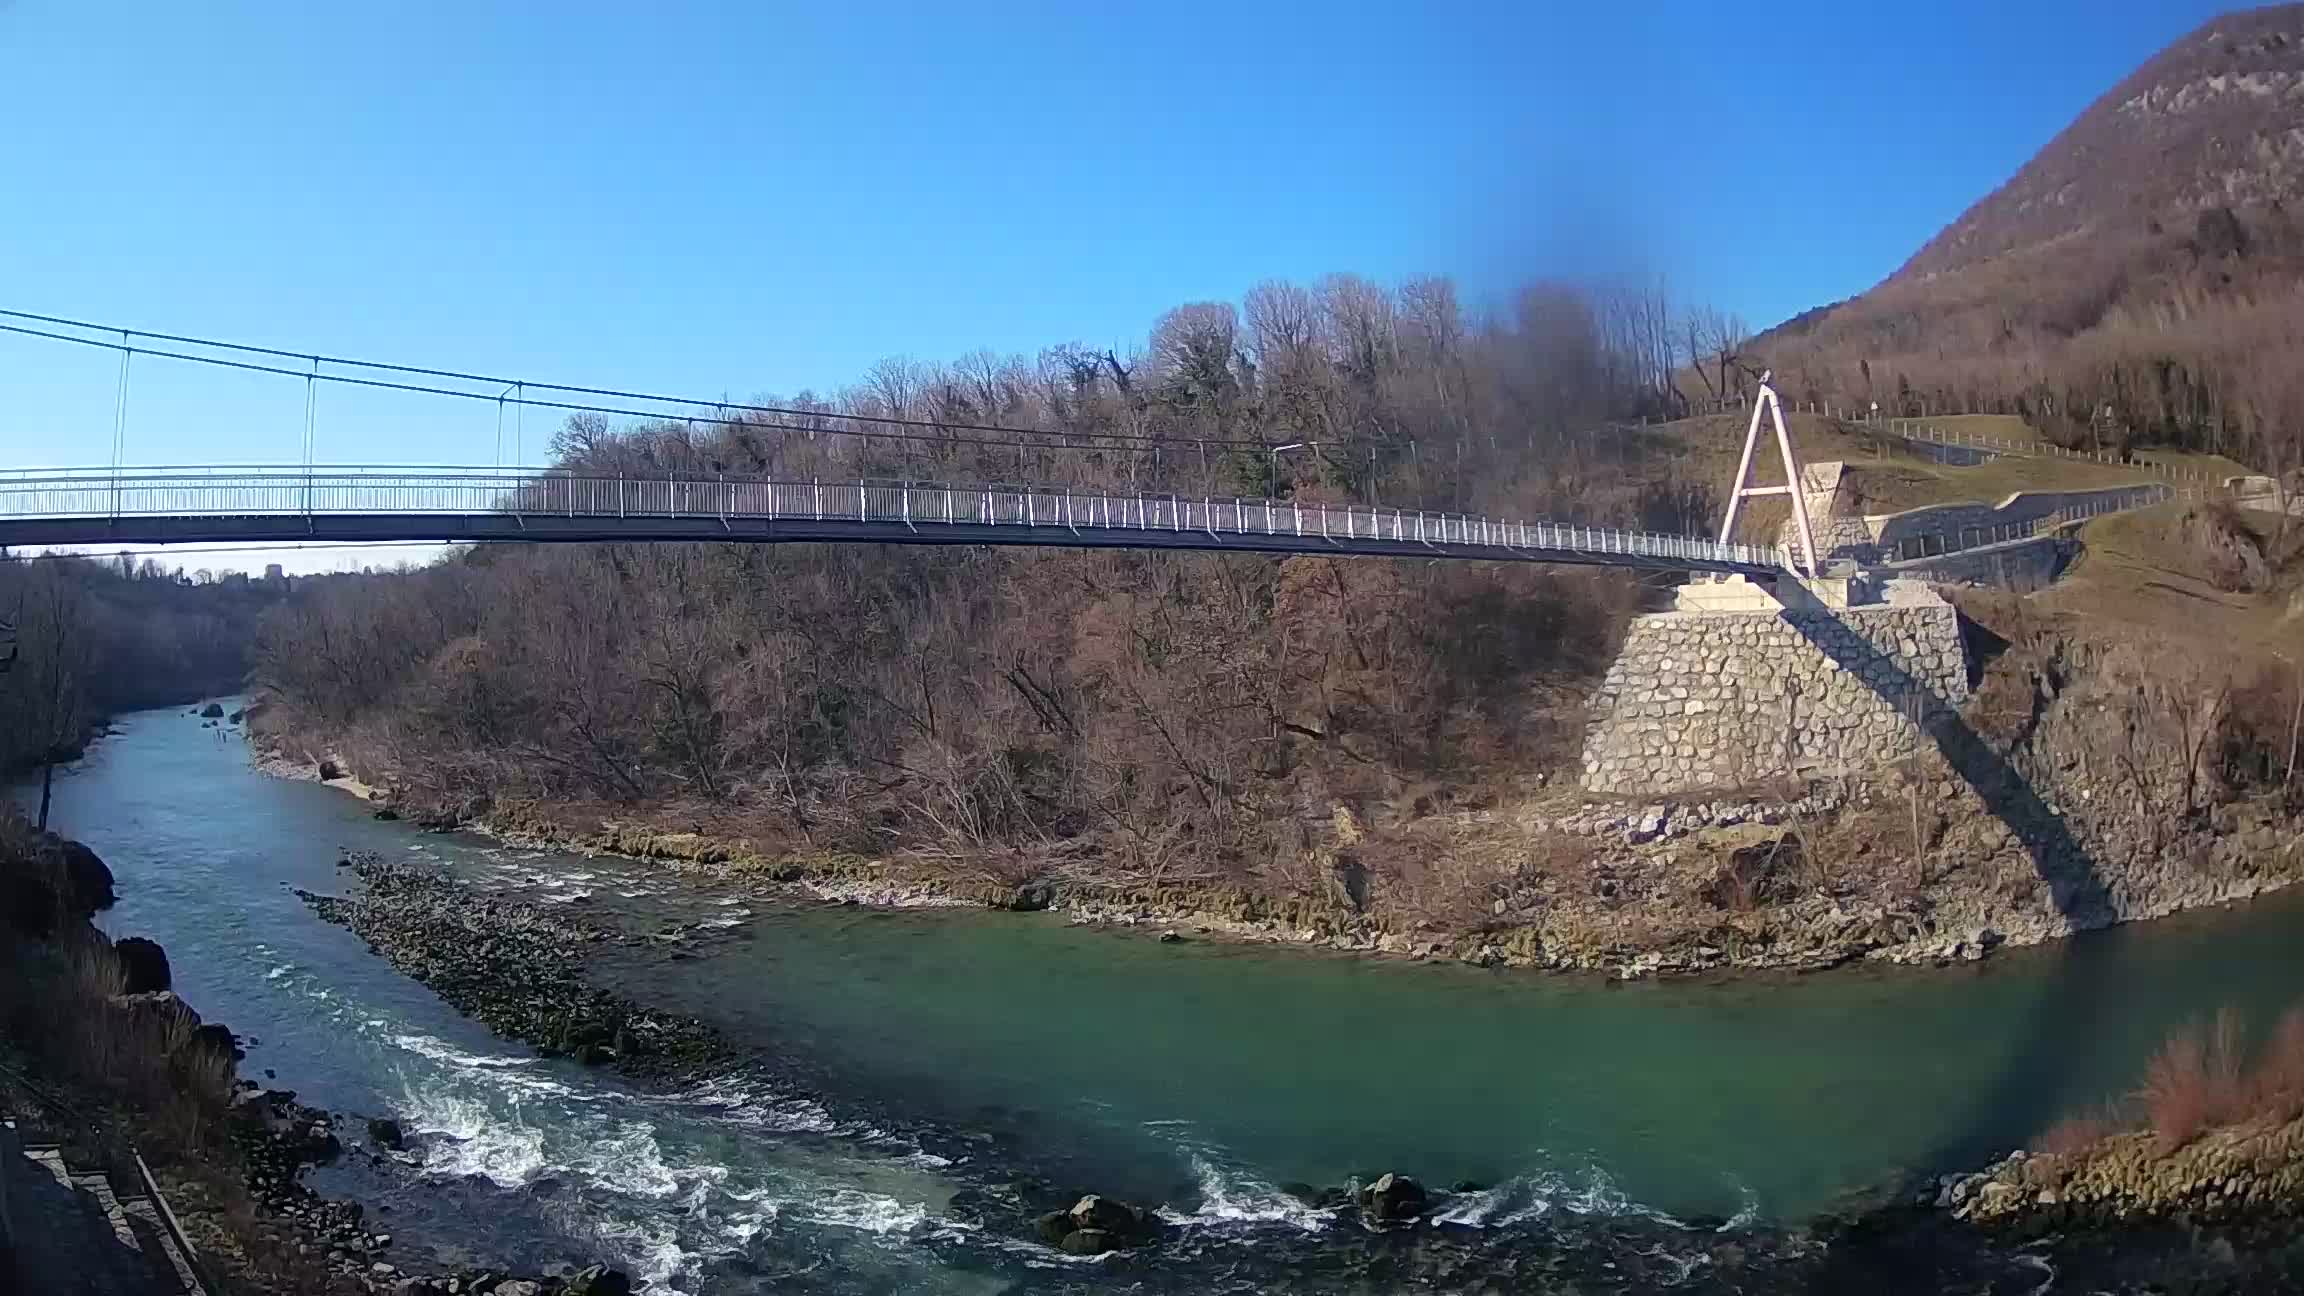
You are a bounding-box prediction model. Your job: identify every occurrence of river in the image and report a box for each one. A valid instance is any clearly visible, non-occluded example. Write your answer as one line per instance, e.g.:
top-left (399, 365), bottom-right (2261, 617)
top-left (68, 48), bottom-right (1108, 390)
top-left (18, 706), bottom-right (2304, 1292)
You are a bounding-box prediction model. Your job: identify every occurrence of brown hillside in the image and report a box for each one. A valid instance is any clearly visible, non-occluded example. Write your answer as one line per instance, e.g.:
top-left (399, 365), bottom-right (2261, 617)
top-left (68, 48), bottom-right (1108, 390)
top-left (1747, 6), bottom-right (2304, 471)
top-left (1901, 5), bottom-right (2304, 283)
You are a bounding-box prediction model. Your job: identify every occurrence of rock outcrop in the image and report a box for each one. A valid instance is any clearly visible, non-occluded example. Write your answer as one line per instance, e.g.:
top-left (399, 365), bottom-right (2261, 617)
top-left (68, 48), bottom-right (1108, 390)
top-left (113, 935), bottom-right (172, 993)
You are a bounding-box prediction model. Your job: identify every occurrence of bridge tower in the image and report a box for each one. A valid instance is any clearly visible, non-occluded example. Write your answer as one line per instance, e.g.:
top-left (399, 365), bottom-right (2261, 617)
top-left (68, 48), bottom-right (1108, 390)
top-left (1581, 372), bottom-right (1973, 796)
top-left (1715, 373), bottom-right (1820, 579)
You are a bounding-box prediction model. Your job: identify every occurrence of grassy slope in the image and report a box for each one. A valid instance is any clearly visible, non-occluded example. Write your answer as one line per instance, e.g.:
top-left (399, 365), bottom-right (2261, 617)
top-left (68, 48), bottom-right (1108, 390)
top-left (2040, 504), bottom-right (2304, 656)
top-left (1622, 410), bottom-right (2255, 543)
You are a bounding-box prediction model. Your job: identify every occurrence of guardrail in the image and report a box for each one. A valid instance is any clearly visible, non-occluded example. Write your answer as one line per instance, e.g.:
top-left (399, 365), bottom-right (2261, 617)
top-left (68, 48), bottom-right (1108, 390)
top-left (1874, 484), bottom-right (2173, 562)
top-left (0, 466), bottom-right (1786, 572)
top-left (1619, 404), bottom-right (2229, 487)
top-left (1867, 421), bottom-right (2234, 486)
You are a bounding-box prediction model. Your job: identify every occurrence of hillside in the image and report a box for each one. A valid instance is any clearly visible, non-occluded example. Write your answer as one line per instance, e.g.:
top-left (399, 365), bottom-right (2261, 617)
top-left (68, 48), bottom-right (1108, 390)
top-left (1899, 5), bottom-right (2304, 282)
top-left (1746, 5), bottom-right (2304, 474)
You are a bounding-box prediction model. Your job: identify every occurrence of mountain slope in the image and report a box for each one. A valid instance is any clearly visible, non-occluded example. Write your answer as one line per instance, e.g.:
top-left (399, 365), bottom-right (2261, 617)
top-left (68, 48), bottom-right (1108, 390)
top-left (1897, 4), bottom-right (2304, 284)
top-left (1747, 6), bottom-right (2304, 466)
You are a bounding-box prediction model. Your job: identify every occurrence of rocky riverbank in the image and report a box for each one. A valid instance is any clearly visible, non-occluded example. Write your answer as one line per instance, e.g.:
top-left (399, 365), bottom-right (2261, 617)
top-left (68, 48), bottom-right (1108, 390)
top-left (0, 814), bottom-right (638, 1296)
top-left (308, 742), bottom-right (2304, 984)
top-left (1939, 1117), bottom-right (2304, 1237)
top-left (252, 564), bottom-right (2304, 982)
top-left (297, 852), bottom-right (734, 1083)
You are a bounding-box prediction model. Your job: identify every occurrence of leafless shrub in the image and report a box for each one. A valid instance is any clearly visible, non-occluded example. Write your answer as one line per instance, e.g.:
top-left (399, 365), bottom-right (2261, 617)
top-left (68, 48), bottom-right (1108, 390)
top-left (2251, 1006), bottom-right (2304, 1124)
top-left (2030, 1105), bottom-right (2124, 1157)
top-left (2139, 1008), bottom-right (2251, 1152)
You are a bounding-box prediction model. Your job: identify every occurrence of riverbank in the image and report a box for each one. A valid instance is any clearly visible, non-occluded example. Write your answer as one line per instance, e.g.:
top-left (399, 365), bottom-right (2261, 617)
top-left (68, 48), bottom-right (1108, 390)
top-left (272, 749), bottom-right (2299, 982)
top-left (249, 579), bottom-right (2304, 981)
top-left (0, 810), bottom-right (639, 1295)
top-left (1912, 1024), bottom-right (2304, 1288)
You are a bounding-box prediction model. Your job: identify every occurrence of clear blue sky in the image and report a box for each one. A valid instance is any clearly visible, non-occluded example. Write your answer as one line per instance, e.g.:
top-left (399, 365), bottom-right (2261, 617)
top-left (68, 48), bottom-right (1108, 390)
top-left (0, 0), bottom-right (2239, 568)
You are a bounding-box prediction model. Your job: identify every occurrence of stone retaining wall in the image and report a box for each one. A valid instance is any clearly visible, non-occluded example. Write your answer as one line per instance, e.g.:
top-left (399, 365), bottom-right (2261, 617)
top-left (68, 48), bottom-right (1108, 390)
top-left (1580, 594), bottom-right (1970, 795)
top-left (1878, 535), bottom-right (2075, 593)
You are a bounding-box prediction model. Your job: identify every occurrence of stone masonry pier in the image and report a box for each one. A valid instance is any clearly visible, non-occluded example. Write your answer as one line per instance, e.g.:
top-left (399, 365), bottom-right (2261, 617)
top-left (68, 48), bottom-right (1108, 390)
top-left (1579, 583), bottom-right (1970, 796)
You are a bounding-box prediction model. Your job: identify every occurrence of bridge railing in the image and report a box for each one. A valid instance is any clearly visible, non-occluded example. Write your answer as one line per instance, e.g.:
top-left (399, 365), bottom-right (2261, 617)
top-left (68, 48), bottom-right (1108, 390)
top-left (0, 467), bottom-right (1783, 571)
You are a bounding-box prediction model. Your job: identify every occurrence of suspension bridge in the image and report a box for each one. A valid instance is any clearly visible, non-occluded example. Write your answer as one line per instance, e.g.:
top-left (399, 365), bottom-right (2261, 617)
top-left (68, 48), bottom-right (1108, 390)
top-left (0, 308), bottom-right (1794, 575)
top-left (0, 311), bottom-right (2178, 579)
top-left (0, 466), bottom-right (1782, 574)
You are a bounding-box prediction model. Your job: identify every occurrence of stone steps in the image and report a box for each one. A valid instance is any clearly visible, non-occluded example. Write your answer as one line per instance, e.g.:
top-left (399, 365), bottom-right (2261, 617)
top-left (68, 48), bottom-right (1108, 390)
top-left (2, 1118), bottom-right (207, 1294)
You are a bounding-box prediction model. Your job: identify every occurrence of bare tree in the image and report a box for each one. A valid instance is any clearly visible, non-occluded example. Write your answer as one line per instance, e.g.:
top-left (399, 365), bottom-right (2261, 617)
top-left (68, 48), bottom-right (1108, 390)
top-left (1680, 306), bottom-right (1751, 406)
top-left (19, 565), bottom-right (88, 829)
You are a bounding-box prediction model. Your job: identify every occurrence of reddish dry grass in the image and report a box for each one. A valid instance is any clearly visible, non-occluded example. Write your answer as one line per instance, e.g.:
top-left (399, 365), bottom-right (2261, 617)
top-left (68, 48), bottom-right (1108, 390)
top-left (2037, 1002), bottom-right (2304, 1158)
top-left (2138, 1007), bottom-right (2250, 1152)
top-left (2251, 1007), bottom-right (2304, 1124)
top-left (2030, 1105), bottom-right (2123, 1157)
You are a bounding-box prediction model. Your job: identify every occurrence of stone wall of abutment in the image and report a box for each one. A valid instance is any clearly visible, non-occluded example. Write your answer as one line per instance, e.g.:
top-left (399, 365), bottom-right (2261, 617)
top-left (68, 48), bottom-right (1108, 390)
top-left (1579, 592), bottom-right (1971, 796)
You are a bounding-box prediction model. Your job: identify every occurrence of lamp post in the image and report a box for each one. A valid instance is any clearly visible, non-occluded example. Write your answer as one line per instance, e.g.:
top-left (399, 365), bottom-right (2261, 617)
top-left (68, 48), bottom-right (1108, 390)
top-left (1270, 441), bottom-right (1313, 496)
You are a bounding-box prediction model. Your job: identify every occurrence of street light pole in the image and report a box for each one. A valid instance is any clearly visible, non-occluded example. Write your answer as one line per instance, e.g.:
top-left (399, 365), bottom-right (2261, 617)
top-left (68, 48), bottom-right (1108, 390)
top-left (1269, 441), bottom-right (1312, 497)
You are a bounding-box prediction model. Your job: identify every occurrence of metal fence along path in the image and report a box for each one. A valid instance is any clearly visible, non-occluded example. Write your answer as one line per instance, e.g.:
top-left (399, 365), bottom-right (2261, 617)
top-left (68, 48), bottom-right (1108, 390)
top-left (0, 466), bottom-right (1785, 574)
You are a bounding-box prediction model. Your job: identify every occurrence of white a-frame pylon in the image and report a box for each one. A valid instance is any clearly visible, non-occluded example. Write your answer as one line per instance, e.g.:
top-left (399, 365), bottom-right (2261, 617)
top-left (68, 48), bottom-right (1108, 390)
top-left (1715, 374), bottom-right (1820, 579)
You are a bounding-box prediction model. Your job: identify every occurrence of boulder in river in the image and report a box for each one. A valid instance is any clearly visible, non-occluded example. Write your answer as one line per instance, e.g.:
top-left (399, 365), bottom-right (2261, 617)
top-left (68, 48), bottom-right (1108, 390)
top-left (1038, 1193), bottom-right (1154, 1254)
top-left (113, 935), bottom-right (172, 993)
top-left (1359, 1172), bottom-right (1430, 1223)
top-left (565, 1264), bottom-right (634, 1296)
top-left (367, 1117), bottom-right (406, 1151)
top-left (1070, 1194), bottom-right (1143, 1234)
top-left (1059, 1229), bottom-right (1116, 1255)
top-left (317, 758), bottom-right (342, 780)
top-left (199, 702), bottom-right (225, 719)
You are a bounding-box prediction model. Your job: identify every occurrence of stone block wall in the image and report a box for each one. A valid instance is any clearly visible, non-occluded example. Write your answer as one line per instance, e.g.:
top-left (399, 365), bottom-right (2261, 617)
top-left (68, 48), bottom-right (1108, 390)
top-left (1580, 597), bottom-right (1970, 795)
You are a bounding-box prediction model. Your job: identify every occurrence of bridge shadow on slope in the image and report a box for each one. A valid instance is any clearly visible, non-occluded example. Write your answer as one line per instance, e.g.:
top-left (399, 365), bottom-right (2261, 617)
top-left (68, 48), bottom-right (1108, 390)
top-left (1754, 596), bottom-right (2133, 1284)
